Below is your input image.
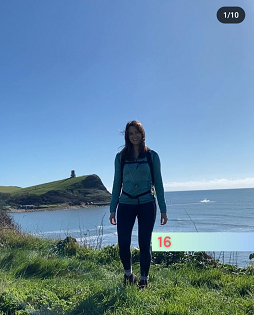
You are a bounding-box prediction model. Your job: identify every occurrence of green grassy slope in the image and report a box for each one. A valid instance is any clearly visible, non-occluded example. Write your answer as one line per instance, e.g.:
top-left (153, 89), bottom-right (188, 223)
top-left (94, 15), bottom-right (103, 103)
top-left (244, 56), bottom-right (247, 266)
top-left (0, 186), bottom-right (22, 193)
top-left (10, 175), bottom-right (89, 196)
top-left (1, 229), bottom-right (254, 315)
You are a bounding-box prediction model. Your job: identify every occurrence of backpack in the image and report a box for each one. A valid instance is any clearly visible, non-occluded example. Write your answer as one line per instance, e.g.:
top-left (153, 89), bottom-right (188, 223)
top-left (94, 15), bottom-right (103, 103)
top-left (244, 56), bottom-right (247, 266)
top-left (120, 149), bottom-right (154, 187)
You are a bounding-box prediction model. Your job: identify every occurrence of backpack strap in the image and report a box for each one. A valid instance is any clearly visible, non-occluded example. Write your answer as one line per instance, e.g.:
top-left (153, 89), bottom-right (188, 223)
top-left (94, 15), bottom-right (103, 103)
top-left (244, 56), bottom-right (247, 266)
top-left (122, 190), bottom-right (152, 204)
top-left (120, 153), bottom-right (125, 188)
top-left (146, 150), bottom-right (154, 186)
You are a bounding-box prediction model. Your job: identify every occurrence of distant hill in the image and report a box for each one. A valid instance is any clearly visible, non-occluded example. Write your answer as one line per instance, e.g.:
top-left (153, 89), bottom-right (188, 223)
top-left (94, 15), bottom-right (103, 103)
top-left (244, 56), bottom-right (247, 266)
top-left (0, 175), bottom-right (111, 208)
top-left (0, 186), bottom-right (22, 193)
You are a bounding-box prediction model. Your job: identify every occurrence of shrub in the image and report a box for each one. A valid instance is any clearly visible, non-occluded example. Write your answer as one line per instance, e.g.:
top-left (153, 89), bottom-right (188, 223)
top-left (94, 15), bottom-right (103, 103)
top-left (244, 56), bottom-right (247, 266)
top-left (55, 236), bottom-right (79, 257)
top-left (0, 292), bottom-right (25, 315)
top-left (0, 210), bottom-right (18, 231)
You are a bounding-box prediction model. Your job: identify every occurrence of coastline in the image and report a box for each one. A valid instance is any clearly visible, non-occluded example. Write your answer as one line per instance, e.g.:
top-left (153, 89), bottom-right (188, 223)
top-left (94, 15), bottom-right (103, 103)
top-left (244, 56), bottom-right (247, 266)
top-left (6, 203), bottom-right (110, 213)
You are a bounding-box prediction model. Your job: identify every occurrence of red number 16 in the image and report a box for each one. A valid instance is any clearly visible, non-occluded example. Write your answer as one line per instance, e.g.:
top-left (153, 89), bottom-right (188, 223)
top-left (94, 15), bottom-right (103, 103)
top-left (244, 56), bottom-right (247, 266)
top-left (158, 236), bottom-right (171, 247)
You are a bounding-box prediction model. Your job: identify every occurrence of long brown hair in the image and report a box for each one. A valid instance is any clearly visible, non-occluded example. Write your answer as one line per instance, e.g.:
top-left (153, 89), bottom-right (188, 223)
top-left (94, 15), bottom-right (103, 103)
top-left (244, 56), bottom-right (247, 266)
top-left (120, 120), bottom-right (149, 160)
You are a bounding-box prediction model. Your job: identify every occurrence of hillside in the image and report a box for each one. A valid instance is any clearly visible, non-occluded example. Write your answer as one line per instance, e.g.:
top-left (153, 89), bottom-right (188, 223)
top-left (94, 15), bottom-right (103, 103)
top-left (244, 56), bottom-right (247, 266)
top-left (0, 175), bottom-right (111, 209)
top-left (1, 230), bottom-right (254, 314)
top-left (0, 186), bottom-right (22, 193)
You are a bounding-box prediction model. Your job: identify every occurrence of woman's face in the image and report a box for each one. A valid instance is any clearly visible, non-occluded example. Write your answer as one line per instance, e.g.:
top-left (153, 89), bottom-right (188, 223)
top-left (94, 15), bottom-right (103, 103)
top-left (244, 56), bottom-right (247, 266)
top-left (128, 125), bottom-right (142, 146)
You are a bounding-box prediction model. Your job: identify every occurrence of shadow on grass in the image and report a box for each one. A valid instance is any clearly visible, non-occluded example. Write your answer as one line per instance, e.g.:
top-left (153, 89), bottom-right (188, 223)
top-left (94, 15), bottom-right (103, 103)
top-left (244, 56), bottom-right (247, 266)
top-left (68, 290), bottom-right (118, 315)
top-left (14, 258), bottom-right (71, 279)
top-left (0, 252), bottom-right (16, 271)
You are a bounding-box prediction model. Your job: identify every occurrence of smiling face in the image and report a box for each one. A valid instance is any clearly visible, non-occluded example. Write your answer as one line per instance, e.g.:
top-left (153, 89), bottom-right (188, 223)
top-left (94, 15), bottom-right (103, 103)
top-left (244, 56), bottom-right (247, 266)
top-left (128, 125), bottom-right (142, 147)
top-left (123, 121), bottom-right (146, 159)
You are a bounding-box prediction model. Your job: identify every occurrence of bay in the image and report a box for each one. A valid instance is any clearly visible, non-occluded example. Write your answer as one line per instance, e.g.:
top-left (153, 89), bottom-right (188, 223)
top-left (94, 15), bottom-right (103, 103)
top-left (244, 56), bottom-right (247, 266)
top-left (9, 188), bottom-right (254, 268)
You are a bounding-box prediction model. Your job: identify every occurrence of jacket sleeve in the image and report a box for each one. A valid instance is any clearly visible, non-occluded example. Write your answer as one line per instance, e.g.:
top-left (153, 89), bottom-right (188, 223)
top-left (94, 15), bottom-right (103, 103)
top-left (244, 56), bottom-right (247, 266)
top-left (152, 151), bottom-right (167, 213)
top-left (110, 153), bottom-right (122, 213)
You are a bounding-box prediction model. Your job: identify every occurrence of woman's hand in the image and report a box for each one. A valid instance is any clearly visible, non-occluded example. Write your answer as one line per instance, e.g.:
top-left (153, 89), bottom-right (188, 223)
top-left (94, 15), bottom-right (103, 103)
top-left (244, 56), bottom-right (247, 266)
top-left (161, 213), bottom-right (168, 225)
top-left (110, 212), bottom-right (117, 225)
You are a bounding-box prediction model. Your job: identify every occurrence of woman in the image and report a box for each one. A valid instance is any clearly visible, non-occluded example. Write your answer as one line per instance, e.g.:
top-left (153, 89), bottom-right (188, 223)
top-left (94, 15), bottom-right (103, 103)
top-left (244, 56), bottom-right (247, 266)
top-left (110, 120), bottom-right (167, 288)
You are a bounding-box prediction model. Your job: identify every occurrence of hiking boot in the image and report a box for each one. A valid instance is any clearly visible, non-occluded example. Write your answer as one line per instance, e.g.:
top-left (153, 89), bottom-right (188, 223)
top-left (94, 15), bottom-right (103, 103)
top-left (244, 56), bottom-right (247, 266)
top-left (123, 273), bottom-right (137, 286)
top-left (137, 279), bottom-right (148, 289)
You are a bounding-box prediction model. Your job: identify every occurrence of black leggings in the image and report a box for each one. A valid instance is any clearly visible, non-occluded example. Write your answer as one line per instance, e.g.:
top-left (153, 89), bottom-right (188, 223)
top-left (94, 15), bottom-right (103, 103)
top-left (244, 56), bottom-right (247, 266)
top-left (117, 200), bottom-right (157, 277)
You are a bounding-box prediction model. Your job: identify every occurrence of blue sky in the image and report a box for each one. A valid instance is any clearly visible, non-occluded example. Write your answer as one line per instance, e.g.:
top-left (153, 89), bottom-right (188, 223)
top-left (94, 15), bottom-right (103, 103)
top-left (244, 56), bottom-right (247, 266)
top-left (1, 1), bottom-right (254, 192)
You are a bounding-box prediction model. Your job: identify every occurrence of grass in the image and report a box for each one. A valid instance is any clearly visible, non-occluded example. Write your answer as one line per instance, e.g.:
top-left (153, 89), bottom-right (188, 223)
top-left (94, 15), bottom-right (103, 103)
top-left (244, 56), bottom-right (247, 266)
top-left (1, 228), bottom-right (254, 315)
top-left (8, 176), bottom-right (89, 196)
top-left (0, 187), bottom-right (22, 194)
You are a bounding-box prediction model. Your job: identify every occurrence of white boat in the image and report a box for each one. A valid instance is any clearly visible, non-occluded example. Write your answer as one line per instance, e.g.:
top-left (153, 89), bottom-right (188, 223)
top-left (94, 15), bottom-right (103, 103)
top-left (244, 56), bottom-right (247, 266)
top-left (200, 198), bottom-right (210, 203)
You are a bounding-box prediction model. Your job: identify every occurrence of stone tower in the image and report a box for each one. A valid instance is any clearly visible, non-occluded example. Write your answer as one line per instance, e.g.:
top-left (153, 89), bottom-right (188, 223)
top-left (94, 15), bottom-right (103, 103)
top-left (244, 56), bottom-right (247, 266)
top-left (70, 170), bottom-right (76, 178)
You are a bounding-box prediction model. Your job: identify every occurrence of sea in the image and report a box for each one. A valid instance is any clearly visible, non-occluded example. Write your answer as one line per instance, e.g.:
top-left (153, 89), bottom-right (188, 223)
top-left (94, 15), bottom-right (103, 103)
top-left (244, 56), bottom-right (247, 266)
top-left (9, 188), bottom-right (254, 268)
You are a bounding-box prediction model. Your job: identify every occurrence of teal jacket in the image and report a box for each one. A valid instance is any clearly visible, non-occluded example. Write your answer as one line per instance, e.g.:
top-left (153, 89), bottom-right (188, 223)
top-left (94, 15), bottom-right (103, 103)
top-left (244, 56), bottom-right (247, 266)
top-left (110, 149), bottom-right (167, 213)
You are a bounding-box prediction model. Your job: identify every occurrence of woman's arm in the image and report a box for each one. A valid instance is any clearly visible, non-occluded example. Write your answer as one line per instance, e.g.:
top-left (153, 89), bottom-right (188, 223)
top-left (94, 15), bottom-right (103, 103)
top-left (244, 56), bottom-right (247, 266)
top-left (109, 153), bottom-right (122, 213)
top-left (152, 151), bottom-right (167, 214)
